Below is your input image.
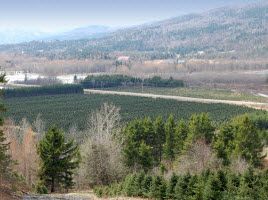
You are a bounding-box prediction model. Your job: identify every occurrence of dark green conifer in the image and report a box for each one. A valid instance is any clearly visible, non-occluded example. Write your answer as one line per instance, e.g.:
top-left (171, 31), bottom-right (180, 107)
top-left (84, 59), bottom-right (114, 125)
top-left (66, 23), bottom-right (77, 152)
top-left (163, 114), bottom-right (176, 160)
top-left (166, 172), bottom-right (178, 199)
top-left (38, 125), bottom-right (80, 192)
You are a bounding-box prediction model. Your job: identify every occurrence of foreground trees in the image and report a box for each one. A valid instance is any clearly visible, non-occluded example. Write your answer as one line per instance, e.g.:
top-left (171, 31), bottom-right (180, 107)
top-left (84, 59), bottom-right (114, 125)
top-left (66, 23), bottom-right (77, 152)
top-left (94, 169), bottom-right (268, 199)
top-left (0, 73), bottom-right (12, 176)
top-left (38, 125), bottom-right (80, 192)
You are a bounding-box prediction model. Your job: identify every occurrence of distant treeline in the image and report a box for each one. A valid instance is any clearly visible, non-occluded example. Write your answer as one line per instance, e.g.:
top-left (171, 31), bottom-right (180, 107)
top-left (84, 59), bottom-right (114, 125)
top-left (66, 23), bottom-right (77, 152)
top-left (81, 75), bottom-right (184, 88)
top-left (81, 75), bottom-right (142, 88)
top-left (144, 76), bottom-right (184, 87)
top-left (3, 84), bottom-right (83, 98)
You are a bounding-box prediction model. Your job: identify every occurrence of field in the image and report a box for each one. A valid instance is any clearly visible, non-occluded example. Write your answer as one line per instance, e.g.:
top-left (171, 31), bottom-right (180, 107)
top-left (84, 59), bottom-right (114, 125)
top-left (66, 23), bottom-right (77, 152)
top-left (103, 86), bottom-right (268, 103)
top-left (3, 93), bottom-right (258, 131)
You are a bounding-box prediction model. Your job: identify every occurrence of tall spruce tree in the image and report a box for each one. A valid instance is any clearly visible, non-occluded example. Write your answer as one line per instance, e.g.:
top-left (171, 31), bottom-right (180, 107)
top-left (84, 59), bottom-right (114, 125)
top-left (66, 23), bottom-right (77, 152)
top-left (0, 73), bottom-right (13, 176)
top-left (138, 141), bottom-right (153, 172)
top-left (184, 113), bottom-right (215, 151)
top-left (231, 115), bottom-right (265, 167)
top-left (174, 118), bottom-right (188, 155)
top-left (154, 116), bottom-right (165, 163)
top-left (163, 114), bottom-right (176, 160)
top-left (38, 125), bottom-right (80, 192)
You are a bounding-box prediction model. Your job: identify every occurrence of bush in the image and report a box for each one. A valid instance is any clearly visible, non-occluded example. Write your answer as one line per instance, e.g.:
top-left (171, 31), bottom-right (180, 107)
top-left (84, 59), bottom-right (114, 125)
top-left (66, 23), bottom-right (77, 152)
top-left (35, 182), bottom-right (48, 194)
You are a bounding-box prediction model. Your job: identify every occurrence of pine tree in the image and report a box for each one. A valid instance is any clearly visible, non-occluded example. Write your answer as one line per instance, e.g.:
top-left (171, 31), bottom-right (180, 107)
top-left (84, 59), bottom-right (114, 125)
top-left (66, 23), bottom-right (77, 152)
top-left (203, 176), bottom-right (222, 200)
top-left (174, 118), bottom-right (188, 155)
top-left (174, 172), bottom-right (191, 200)
top-left (163, 114), bottom-right (176, 160)
top-left (0, 73), bottom-right (12, 176)
top-left (143, 117), bottom-right (155, 147)
top-left (141, 174), bottom-right (153, 197)
top-left (138, 141), bottom-right (153, 172)
top-left (123, 174), bottom-right (136, 196)
top-left (134, 171), bottom-right (145, 196)
top-left (231, 115), bottom-right (265, 167)
top-left (213, 123), bottom-right (233, 166)
top-left (150, 175), bottom-right (166, 199)
top-left (166, 172), bottom-right (178, 199)
top-left (217, 170), bottom-right (227, 191)
top-left (154, 116), bottom-right (165, 163)
top-left (184, 113), bottom-right (215, 151)
top-left (38, 125), bottom-right (80, 192)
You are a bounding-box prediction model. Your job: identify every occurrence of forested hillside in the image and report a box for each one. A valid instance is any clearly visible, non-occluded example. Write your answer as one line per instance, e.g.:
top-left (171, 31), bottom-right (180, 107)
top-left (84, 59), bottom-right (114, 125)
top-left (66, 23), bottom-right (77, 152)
top-left (0, 2), bottom-right (267, 59)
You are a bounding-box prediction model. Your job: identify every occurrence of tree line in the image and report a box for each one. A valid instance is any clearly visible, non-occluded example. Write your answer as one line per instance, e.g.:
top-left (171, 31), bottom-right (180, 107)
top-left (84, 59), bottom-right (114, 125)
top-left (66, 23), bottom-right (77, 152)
top-left (94, 168), bottom-right (268, 199)
top-left (122, 113), bottom-right (266, 172)
top-left (3, 84), bottom-right (83, 98)
top-left (81, 74), bottom-right (184, 88)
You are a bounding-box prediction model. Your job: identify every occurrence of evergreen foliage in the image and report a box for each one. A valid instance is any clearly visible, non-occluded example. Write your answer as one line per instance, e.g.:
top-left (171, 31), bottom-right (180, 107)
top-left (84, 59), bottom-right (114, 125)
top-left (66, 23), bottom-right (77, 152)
top-left (94, 169), bottom-right (268, 200)
top-left (81, 74), bottom-right (184, 89)
top-left (214, 115), bottom-right (265, 167)
top-left (3, 84), bottom-right (83, 98)
top-left (163, 114), bottom-right (176, 160)
top-left (166, 172), bottom-right (178, 199)
top-left (138, 141), bottom-right (153, 172)
top-left (38, 125), bottom-right (80, 192)
top-left (0, 73), bottom-right (12, 176)
top-left (184, 113), bottom-right (215, 151)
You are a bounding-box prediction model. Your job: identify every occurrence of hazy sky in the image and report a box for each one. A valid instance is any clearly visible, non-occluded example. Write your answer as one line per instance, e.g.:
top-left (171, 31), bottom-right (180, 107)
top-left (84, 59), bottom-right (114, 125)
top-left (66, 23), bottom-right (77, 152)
top-left (0, 0), bottom-right (261, 32)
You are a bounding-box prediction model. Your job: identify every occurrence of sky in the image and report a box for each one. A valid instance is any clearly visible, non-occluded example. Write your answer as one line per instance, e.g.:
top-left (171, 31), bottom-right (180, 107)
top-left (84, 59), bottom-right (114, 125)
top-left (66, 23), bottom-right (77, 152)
top-left (0, 0), bottom-right (261, 32)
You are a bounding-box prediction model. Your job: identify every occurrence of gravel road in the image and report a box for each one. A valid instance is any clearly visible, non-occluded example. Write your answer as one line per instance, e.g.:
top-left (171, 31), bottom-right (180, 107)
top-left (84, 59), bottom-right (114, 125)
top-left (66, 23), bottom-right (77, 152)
top-left (23, 193), bottom-right (92, 200)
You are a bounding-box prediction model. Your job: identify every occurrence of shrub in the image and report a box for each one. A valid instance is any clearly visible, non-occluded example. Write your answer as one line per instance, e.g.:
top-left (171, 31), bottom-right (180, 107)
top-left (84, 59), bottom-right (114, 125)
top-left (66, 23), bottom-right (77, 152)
top-left (35, 182), bottom-right (48, 194)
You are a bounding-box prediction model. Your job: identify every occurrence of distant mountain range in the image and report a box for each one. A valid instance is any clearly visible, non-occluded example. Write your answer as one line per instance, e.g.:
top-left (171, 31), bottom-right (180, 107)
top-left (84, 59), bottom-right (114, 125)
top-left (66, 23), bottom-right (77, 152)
top-left (0, 29), bottom-right (52, 44)
top-left (0, 1), bottom-right (267, 59)
top-left (0, 25), bottom-right (117, 45)
top-left (43, 25), bottom-right (118, 41)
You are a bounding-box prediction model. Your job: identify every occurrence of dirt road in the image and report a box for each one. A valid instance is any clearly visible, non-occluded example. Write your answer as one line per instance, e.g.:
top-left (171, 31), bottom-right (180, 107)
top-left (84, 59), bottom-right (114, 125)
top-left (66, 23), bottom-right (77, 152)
top-left (84, 89), bottom-right (268, 111)
top-left (23, 193), bottom-right (92, 200)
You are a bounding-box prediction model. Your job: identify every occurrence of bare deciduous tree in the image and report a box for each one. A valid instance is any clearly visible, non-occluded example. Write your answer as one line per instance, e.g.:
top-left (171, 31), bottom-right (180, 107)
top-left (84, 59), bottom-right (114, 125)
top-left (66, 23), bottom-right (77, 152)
top-left (174, 139), bottom-right (221, 174)
top-left (77, 103), bottom-right (127, 188)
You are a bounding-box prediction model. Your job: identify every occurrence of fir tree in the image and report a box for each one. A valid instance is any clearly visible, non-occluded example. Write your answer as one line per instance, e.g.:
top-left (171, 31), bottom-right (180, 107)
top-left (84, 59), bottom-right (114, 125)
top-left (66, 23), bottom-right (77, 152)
top-left (141, 174), bottom-right (153, 197)
top-left (138, 141), bottom-right (153, 172)
top-left (184, 113), bottom-right (215, 151)
top-left (150, 175), bottom-right (166, 199)
top-left (174, 172), bottom-right (191, 200)
top-left (203, 176), bottom-right (222, 200)
top-left (217, 170), bottom-right (227, 191)
top-left (0, 73), bottom-right (12, 176)
top-left (174, 118), bottom-right (188, 155)
top-left (166, 172), bottom-right (178, 199)
top-left (38, 125), bottom-right (80, 192)
top-left (154, 116), bottom-right (165, 163)
top-left (134, 171), bottom-right (145, 196)
top-left (123, 174), bottom-right (136, 196)
top-left (213, 123), bottom-right (233, 166)
top-left (231, 115), bottom-right (265, 167)
top-left (163, 114), bottom-right (176, 160)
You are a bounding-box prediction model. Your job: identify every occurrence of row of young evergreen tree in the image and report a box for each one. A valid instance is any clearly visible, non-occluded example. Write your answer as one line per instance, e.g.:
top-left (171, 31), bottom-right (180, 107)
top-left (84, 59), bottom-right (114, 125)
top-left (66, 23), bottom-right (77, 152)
top-left (3, 84), bottom-right (83, 98)
top-left (81, 74), bottom-right (184, 88)
top-left (94, 168), bottom-right (268, 200)
top-left (122, 113), bottom-right (266, 171)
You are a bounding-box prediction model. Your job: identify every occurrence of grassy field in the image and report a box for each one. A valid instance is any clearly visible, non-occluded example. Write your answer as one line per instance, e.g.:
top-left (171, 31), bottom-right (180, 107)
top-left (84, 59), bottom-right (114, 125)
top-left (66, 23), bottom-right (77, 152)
top-left (3, 93), bottom-right (258, 131)
top-left (103, 86), bottom-right (268, 103)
